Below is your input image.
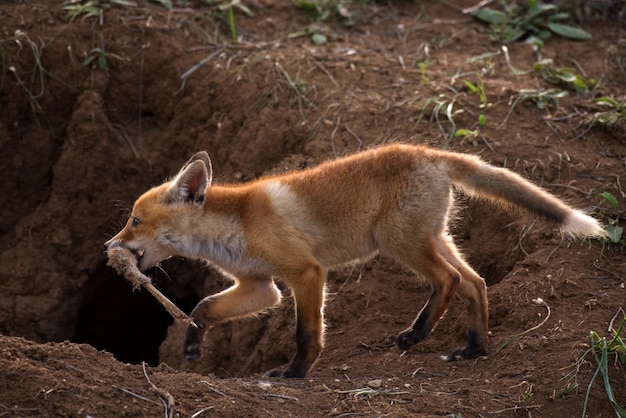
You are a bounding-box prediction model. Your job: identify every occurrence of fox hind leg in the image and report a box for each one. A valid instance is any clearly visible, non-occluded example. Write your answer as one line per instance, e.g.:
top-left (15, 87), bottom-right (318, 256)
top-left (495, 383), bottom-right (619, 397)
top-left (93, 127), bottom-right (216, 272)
top-left (267, 263), bottom-right (327, 378)
top-left (391, 235), bottom-right (462, 351)
top-left (436, 234), bottom-right (489, 360)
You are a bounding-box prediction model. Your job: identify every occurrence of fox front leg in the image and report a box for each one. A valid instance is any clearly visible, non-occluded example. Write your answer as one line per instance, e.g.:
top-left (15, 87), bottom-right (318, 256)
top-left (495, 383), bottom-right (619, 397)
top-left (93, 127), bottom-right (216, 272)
top-left (183, 276), bottom-right (282, 362)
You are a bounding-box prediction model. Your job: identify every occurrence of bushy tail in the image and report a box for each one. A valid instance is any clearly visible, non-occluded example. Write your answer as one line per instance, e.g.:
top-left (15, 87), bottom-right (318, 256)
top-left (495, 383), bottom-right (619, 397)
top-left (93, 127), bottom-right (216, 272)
top-left (440, 150), bottom-right (606, 238)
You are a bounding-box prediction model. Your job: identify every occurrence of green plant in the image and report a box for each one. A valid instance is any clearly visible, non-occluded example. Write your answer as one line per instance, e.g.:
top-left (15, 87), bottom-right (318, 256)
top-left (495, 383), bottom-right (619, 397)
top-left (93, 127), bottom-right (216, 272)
top-left (454, 127), bottom-right (479, 143)
top-left (564, 313), bottom-right (626, 417)
top-left (498, 86), bottom-right (568, 128)
top-left (518, 382), bottom-right (534, 404)
top-left (416, 59), bottom-right (434, 84)
top-left (150, 0), bottom-right (172, 8)
top-left (582, 315), bottom-right (626, 417)
top-left (554, 382), bottom-right (578, 399)
top-left (62, 0), bottom-right (138, 21)
top-left (288, 23), bottom-right (333, 46)
top-left (1, 30), bottom-right (77, 125)
top-left (598, 192), bottom-right (625, 245)
top-left (290, 0), bottom-right (363, 44)
top-left (217, 0), bottom-right (253, 46)
top-left (83, 48), bottom-right (109, 70)
top-left (196, 0), bottom-right (252, 46)
top-left (64, 1), bottom-right (142, 71)
top-left (591, 97), bottom-right (626, 131)
top-left (519, 87), bottom-right (568, 109)
top-left (464, 77), bottom-right (489, 108)
top-left (473, 0), bottom-right (592, 43)
top-left (418, 95), bottom-right (464, 143)
top-left (274, 61), bottom-right (316, 122)
top-left (454, 113), bottom-right (486, 147)
top-left (533, 58), bottom-right (599, 94)
top-left (294, 0), bottom-right (361, 26)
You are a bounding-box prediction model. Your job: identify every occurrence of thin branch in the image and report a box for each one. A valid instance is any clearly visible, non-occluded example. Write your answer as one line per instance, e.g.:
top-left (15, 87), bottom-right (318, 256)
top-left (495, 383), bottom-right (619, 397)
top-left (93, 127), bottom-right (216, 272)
top-left (143, 362), bottom-right (176, 418)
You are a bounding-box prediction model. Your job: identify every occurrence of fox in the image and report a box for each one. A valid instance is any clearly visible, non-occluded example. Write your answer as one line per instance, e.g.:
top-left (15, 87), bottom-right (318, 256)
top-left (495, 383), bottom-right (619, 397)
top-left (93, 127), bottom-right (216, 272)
top-left (105, 143), bottom-right (606, 378)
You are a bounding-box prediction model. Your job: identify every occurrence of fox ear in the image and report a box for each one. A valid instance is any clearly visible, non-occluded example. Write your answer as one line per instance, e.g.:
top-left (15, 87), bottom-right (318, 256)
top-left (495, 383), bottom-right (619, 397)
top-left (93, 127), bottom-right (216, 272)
top-left (169, 160), bottom-right (209, 206)
top-left (182, 151), bottom-right (213, 186)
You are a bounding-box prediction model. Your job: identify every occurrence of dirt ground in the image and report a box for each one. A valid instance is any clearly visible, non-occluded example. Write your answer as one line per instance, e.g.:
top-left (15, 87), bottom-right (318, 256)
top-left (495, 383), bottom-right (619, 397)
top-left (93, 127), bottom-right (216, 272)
top-left (1, 0), bottom-right (625, 416)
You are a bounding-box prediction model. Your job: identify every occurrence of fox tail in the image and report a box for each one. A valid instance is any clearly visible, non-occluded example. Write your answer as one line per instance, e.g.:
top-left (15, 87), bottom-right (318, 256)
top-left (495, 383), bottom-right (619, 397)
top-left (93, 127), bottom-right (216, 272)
top-left (442, 151), bottom-right (606, 238)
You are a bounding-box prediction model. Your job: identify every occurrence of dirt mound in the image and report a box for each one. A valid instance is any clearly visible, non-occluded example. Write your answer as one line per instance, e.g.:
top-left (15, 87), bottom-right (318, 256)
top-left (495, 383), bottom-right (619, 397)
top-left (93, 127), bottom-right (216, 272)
top-left (1, 0), bottom-right (624, 416)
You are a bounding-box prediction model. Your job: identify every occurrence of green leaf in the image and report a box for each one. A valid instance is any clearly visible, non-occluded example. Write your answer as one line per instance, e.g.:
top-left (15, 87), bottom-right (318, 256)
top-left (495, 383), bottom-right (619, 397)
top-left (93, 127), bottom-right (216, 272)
top-left (473, 8), bottom-right (508, 25)
top-left (547, 22), bottom-right (592, 40)
top-left (526, 4), bottom-right (557, 21)
top-left (596, 337), bottom-right (626, 416)
top-left (533, 58), bottom-right (553, 71)
top-left (607, 224), bottom-right (624, 244)
top-left (554, 69), bottom-right (578, 83)
top-left (537, 29), bottom-right (553, 40)
top-left (548, 12), bottom-right (571, 21)
top-left (454, 129), bottom-right (478, 138)
top-left (151, 0), bottom-right (172, 8)
top-left (525, 35), bottom-right (544, 52)
top-left (595, 97), bottom-right (619, 108)
top-left (463, 80), bottom-right (479, 93)
top-left (550, 89), bottom-right (569, 99)
top-left (296, 1), bottom-right (317, 12)
top-left (600, 192), bottom-right (620, 210)
top-left (111, 0), bottom-right (138, 6)
top-left (97, 53), bottom-right (108, 70)
top-left (82, 55), bottom-right (96, 67)
top-left (503, 26), bottom-right (527, 43)
top-left (311, 33), bottom-right (327, 45)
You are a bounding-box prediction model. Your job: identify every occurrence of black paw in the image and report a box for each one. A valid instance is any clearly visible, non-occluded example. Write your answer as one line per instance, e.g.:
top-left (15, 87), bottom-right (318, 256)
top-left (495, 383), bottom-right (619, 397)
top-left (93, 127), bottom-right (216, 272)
top-left (396, 329), bottom-right (426, 351)
top-left (264, 367), bottom-right (284, 378)
top-left (265, 365), bottom-right (307, 378)
top-left (183, 322), bottom-right (205, 362)
top-left (444, 345), bottom-right (487, 361)
top-left (183, 341), bottom-right (202, 362)
top-left (281, 366), bottom-right (307, 378)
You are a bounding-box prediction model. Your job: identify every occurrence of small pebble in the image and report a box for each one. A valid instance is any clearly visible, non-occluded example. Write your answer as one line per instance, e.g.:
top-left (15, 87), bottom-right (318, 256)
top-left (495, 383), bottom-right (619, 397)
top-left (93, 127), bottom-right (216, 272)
top-left (367, 379), bottom-right (382, 389)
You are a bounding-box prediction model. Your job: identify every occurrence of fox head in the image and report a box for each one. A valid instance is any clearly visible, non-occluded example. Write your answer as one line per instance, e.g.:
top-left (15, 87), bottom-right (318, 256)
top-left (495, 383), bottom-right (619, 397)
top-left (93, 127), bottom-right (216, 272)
top-left (105, 152), bottom-right (213, 271)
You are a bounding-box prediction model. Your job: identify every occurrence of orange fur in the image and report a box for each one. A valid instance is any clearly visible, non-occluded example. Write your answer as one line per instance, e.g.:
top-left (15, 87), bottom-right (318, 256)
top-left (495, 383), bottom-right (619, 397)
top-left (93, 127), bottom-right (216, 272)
top-left (106, 144), bottom-right (605, 378)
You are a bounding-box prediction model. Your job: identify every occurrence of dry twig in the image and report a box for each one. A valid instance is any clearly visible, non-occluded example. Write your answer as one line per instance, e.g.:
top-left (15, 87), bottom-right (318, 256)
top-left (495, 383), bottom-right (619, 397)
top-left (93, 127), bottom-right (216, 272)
top-left (143, 362), bottom-right (176, 418)
top-left (106, 246), bottom-right (197, 327)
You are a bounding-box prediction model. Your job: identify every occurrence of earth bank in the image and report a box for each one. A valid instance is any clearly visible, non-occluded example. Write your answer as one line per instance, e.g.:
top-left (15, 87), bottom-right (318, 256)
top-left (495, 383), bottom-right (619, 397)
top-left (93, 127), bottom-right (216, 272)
top-left (0, 1), bottom-right (625, 416)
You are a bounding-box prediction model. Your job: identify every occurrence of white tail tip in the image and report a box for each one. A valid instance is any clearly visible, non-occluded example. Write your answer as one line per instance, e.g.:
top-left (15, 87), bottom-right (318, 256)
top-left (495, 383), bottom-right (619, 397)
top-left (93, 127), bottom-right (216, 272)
top-left (562, 210), bottom-right (607, 238)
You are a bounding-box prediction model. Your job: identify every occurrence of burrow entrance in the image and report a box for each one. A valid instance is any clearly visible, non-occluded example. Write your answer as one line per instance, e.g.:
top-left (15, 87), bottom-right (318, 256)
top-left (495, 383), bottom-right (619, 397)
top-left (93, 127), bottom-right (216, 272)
top-left (71, 261), bottom-right (202, 366)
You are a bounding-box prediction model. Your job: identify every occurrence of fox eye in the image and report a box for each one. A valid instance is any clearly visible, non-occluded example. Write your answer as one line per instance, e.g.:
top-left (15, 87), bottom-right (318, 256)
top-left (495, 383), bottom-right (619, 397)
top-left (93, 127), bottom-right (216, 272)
top-left (131, 217), bottom-right (142, 227)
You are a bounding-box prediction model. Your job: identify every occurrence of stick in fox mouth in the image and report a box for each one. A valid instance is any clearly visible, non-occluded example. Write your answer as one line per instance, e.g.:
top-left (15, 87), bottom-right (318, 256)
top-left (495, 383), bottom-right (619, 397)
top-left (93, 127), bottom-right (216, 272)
top-left (106, 245), bottom-right (198, 328)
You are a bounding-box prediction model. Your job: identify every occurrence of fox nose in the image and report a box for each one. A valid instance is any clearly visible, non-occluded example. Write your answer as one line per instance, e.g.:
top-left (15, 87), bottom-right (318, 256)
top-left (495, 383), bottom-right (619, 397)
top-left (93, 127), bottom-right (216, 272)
top-left (105, 239), bottom-right (123, 250)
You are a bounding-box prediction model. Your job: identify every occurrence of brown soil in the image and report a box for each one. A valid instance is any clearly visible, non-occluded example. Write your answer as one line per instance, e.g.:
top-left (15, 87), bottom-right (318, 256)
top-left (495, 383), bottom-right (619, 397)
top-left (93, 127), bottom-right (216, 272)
top-left (1, 1), bottom-right (625, 416)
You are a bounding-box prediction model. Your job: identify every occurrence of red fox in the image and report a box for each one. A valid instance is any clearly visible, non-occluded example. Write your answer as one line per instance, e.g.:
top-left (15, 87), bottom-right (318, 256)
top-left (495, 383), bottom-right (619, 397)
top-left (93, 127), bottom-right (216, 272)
top-left (105, 144), bottom-right (606, 378)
